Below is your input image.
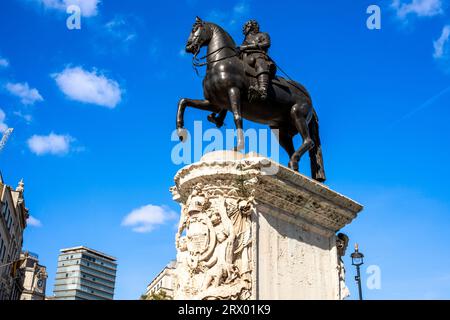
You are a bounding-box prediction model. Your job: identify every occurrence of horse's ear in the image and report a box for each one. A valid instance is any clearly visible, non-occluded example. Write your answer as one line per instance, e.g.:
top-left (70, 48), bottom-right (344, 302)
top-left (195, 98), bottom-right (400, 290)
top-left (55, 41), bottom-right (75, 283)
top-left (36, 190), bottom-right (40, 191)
top-left (195, 16), bottom-right (203, 23)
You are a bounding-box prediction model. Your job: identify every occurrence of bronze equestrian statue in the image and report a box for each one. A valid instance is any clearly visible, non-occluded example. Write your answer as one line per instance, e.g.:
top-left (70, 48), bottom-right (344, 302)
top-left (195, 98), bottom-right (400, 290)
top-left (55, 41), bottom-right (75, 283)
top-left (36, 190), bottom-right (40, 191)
top-left (176, 17), bottom-right (326, 182)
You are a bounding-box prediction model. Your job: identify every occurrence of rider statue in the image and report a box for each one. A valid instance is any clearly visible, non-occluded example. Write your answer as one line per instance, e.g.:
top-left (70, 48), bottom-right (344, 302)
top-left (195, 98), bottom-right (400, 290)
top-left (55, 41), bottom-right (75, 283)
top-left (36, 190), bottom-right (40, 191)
top-left (239, 19), bottom-right (274, 101)
top-left (208, 19), bottom-right (275, 127)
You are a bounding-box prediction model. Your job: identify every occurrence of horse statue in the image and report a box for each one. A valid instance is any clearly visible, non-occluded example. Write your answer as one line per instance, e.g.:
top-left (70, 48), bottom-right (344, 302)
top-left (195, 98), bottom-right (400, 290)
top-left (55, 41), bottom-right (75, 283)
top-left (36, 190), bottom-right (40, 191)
top-left (176, 17), bottom-right (326, 182)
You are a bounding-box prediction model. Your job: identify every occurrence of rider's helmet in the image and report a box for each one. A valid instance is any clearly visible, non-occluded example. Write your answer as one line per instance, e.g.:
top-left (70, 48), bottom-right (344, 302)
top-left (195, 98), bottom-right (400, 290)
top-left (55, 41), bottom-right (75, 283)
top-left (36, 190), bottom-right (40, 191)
top-left (243, 20), bottom-right (260, 34)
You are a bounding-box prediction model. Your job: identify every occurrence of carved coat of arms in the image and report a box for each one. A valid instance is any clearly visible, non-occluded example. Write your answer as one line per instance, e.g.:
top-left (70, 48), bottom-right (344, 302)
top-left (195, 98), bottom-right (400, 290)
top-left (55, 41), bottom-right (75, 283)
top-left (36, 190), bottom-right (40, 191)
top-left (173, 183), bottom-right (253, 300)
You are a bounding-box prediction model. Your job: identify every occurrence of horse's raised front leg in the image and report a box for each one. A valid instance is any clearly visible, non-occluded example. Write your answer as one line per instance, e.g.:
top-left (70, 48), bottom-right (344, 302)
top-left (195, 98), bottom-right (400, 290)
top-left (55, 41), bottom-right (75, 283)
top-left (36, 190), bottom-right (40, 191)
top-left (176, 98), bottom-right (214, 141)
top-left (228, 87), bottom-right (244, 151)
top-left (207, 109), bottom-right (227, 128)
top-left (290, 103), bottom-right (314, 171)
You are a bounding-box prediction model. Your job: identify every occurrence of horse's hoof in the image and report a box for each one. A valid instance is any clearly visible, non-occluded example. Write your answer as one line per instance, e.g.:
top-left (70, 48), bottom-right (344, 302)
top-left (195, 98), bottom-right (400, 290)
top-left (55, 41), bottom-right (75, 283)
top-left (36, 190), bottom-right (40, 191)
top-left (207, 113), bottom-right (224, 128)
top-left (215, 122), bottom-right (224, 129)
top-left (207, 113), bottom-right (217, 124)
top-left (177, 128), bottom-right (187, 142)
top-left (289, 161), bottom-right (299, 172)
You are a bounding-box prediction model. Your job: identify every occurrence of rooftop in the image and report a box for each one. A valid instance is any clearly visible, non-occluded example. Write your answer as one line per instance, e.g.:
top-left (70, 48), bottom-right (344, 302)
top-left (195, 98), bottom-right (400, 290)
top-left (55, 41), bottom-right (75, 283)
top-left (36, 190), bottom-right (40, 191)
top-left (60, 246), bottom-right (117, 262)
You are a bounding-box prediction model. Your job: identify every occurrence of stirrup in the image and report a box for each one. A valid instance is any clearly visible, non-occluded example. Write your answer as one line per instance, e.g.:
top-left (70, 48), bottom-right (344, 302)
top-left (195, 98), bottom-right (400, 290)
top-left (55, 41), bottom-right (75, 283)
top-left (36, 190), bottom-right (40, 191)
top-left (259, 87), bottom-right (268, 100)
top-left (248, 86), bottom-right (260, 102)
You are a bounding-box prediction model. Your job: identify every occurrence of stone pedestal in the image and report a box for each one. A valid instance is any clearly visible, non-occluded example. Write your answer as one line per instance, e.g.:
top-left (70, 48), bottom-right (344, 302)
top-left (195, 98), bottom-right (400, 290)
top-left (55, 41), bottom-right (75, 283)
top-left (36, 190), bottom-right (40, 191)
top-left (170, 151), bottom-right (363, 300)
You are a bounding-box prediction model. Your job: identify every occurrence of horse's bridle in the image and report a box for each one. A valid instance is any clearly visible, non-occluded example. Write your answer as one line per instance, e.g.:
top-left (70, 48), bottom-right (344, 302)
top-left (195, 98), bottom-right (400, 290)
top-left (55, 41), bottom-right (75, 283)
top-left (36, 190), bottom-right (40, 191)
top-left (192, 45), bottom-right (238, 71)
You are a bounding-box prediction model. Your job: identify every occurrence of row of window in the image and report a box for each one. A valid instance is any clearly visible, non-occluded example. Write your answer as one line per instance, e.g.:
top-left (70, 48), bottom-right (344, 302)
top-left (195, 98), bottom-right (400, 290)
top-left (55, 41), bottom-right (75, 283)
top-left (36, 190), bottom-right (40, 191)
top-left (59, 259), bottom-right (116, 275)
top-left (55, 284), bottom-right (113, 300)
top-left (1, 201), bottom-right (13, 232)
top-left (0, 235), bottom-right (6, 264)
top-left (79, 266), bottom-right (116, 282)
top-left (82, 254), bottom-right (116, 269)
top-left (0, 234), bottom-right (18, 278)
top-left (77, 285), bottom-right (113, 299)
top-left (79, 259), bottom-right (116, 276)
top-left (56, 266), bottom-right (115, 284)
top-left (55, 276), bottom-right (114, 293)
top-left (59, 253), bottom-right (116, 270)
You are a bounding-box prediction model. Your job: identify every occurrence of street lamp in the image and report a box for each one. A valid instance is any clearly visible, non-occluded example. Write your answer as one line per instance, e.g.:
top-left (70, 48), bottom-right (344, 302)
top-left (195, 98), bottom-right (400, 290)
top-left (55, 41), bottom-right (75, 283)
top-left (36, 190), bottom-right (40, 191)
top-left (350, 243), bottom-right (364, 300)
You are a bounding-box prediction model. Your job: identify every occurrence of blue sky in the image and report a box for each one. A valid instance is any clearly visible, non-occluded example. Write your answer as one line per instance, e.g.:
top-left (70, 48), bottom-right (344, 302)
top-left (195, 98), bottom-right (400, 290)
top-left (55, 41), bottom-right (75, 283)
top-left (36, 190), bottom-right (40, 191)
top-left (1, 0), bottom-right (450, 299)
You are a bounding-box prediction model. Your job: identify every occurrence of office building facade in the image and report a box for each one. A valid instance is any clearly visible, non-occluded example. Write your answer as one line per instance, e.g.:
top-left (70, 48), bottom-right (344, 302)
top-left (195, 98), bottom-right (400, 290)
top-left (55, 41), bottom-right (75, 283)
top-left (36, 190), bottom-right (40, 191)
top-left (144, 260), bottom-right (176, 299)
top-left (53, 246), bottom-right (117, 300)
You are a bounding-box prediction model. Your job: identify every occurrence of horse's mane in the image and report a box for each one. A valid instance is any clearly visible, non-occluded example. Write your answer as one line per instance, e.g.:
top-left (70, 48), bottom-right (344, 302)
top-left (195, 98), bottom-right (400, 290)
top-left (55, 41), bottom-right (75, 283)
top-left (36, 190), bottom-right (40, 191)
top-left (205, 22), bottom-right (236, 47)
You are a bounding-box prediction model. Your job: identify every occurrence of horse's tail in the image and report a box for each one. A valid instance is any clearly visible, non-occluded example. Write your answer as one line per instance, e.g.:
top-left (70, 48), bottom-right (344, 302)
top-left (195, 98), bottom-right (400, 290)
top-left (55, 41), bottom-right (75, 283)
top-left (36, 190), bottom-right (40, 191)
top-left (309, 109), bottom-right (326, 182)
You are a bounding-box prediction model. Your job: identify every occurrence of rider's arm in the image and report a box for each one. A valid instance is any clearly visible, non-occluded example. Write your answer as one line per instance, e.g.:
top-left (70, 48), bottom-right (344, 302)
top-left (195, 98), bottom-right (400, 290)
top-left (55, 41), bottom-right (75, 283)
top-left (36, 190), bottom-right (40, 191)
top-left (257, 33), bottom-right (271, 50)
top-left (239, 33), bottom-right (271, 51)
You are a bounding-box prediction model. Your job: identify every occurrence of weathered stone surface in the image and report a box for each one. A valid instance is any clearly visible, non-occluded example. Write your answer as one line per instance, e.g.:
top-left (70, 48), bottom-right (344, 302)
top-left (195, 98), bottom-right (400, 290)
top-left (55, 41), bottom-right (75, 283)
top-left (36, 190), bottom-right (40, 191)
top-left (171, 151), bottom-right (363, 300)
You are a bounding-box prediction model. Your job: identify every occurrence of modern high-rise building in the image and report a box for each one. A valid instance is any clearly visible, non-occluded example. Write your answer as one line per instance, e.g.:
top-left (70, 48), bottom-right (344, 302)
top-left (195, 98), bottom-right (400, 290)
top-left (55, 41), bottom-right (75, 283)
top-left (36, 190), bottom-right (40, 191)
top-left (53, 246), bottom-right (117, 300)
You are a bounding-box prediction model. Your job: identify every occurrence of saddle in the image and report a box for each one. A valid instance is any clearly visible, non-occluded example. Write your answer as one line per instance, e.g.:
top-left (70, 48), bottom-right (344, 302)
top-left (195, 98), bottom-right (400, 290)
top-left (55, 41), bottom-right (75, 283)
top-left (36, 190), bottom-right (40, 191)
top-left (241, 52), bottom-right (276, 78)
top-left (240, 54), bottom-right (309, 98)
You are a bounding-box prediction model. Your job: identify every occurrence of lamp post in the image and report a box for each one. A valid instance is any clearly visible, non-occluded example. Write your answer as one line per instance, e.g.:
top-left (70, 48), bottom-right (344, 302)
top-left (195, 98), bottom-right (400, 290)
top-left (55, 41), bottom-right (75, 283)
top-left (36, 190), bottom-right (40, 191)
top-left (350, 243), bottom-right (364, 300)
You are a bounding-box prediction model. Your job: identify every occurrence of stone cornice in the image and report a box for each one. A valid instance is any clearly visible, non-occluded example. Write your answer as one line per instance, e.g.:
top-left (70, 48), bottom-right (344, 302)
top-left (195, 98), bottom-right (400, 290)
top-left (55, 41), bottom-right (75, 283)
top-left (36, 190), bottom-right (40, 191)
top-left (172, 153), bottom-right (363, 232)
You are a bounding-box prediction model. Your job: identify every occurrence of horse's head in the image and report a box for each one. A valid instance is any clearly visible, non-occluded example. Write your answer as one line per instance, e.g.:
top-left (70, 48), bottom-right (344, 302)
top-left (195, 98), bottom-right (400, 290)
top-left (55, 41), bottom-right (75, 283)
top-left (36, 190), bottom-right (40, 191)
top-left (185, 17), bottom-right (211, 54)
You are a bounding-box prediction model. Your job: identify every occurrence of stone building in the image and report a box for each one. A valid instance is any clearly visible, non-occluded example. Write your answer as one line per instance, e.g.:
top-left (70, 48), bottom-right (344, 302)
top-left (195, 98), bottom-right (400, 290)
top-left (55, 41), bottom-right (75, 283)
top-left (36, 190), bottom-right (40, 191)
top-left (144, 261), bottom-right (176, 299)
top-left (0, 176), bottom-right (29, 300)
top-left (20, 251), bottom-right (47, 300)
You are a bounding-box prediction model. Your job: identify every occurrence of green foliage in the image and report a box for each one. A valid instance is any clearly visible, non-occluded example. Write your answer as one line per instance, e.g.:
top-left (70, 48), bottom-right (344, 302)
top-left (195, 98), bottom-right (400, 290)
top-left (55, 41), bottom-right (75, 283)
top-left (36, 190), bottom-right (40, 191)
top-left (141, 289), bottom-right (172, 300)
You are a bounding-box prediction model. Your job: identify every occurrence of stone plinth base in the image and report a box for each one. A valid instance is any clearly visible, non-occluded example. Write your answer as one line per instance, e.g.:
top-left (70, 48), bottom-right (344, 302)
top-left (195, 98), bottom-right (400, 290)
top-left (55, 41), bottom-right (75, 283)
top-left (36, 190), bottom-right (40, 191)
top-left (171, 151), bottom-right (363, 300)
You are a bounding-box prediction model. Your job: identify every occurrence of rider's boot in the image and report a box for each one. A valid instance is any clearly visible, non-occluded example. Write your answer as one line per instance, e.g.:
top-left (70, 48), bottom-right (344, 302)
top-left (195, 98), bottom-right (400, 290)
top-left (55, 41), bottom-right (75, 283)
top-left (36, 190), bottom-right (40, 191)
top-left (257, 73), bottom-right (269, 100)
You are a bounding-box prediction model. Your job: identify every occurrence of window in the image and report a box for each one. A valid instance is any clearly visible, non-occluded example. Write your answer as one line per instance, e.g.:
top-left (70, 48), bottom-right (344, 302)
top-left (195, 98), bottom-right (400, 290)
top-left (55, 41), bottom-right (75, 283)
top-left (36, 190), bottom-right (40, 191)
top-left (66, 273), bottom-right (68, 278)
top-left (7, 214), bottom-right (12, 230)
top-left (0, 242), bottom-right (5, 261)
top-left (2, 201), bottom-right (8, 216)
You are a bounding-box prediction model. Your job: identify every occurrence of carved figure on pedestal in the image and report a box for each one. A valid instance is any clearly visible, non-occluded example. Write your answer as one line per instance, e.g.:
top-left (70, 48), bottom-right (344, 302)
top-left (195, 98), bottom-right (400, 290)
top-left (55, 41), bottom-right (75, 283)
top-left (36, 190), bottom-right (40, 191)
top-left (336, 233), bottom-right (350, 299)
top-left (173, 182), bottom-right (254, 300)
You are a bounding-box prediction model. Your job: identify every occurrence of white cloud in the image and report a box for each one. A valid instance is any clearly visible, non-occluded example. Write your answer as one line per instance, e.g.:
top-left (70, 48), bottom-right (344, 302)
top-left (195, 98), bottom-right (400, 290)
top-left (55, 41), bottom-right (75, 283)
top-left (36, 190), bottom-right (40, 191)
top-left (0, 57), bottom-right (9, 68)
top-left (434, 25), bottom-right (450, 59)
top-left (27, 215), bottom-right (42, 227)
top-left (0, 108), bottom-right (8, 133)
top-left (13, 111), bottom-right (33, 123)
top-left (6, 82), bottom-right (44, 105)
top-left (53, 66), bottom-right (122, 108)
top-left (233, 1), bottom-right (249, 15)
top-left (391, 0), bottom-right (444, 19)
top-left (33, 0), bottom-right (100, 17)
top-left (206, 1), bottom-right (250, 27)
top-left (104, 17), bottom-right (137, 43)
top-left (122, 204), bottom-right (177, 233)
top-left (27, 132), bottom-right (74, 155)
top-left (179, 48), bottom-right (187, 57)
